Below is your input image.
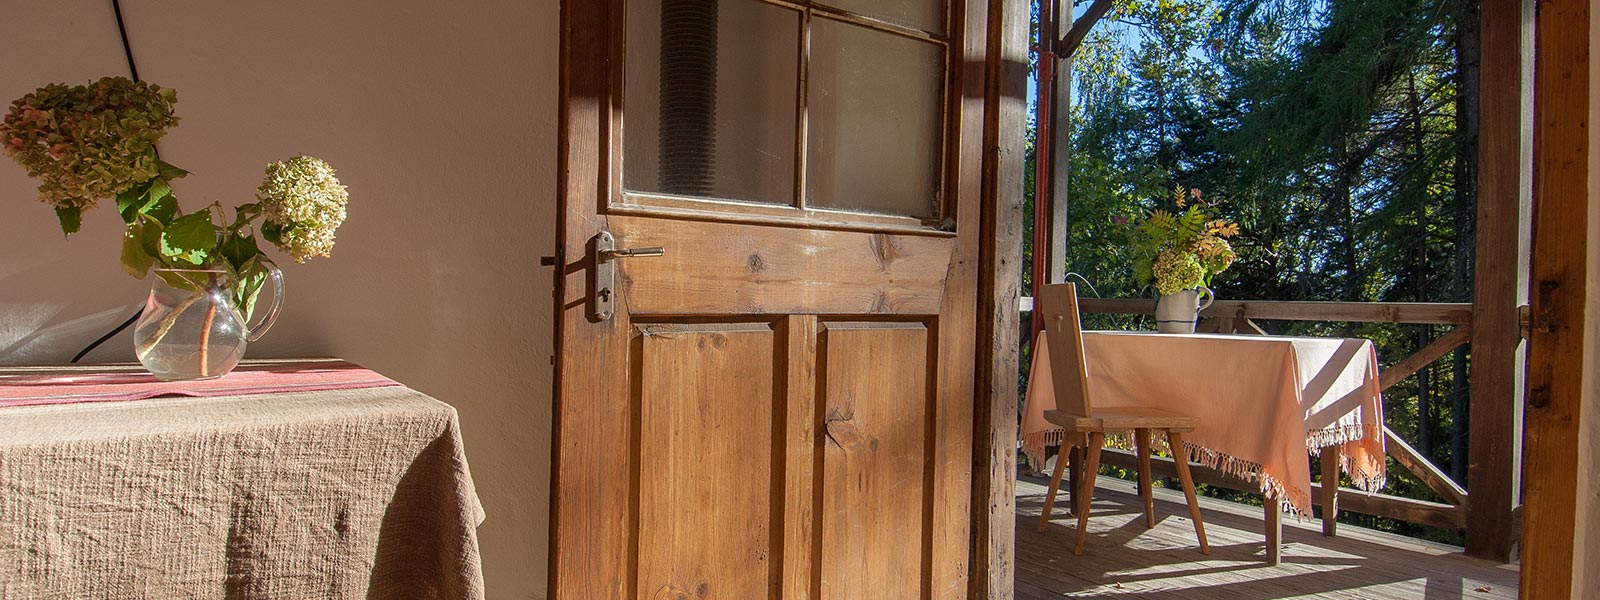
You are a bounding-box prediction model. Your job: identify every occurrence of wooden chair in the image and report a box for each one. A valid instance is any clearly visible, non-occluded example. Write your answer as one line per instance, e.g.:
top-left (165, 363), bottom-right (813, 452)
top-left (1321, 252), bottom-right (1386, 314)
top-left (1035, 283), bottom-right (1211, 556)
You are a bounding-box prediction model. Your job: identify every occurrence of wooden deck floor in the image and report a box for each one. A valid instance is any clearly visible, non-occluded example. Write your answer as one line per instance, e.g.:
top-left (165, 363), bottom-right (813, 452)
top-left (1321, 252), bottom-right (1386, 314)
top-left (1016, 475), bottom-right (1519, 599)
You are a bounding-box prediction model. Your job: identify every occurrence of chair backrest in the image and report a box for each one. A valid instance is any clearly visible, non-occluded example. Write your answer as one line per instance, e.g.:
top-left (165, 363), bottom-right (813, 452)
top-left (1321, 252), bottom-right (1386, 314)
top-left (1038, 283), bottom-right (1093, 418)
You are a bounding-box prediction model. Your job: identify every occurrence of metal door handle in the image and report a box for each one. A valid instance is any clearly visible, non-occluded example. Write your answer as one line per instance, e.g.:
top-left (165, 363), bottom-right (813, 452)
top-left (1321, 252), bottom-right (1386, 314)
top-left (591, 232), bottom-right (664, 321)
top-left (600, 246), bottom-right (665, 260)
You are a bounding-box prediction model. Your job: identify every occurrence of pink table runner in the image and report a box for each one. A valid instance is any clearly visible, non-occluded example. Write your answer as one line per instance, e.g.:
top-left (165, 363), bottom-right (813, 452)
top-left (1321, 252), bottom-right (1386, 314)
top-left (0, 359), bottom-right (399, 408)
top-left (1022, 331), bottom-right (1387, 517)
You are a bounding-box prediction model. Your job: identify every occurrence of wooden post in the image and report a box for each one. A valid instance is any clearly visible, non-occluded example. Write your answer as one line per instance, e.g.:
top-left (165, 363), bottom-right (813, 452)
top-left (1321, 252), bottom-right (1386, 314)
top-left (1047, 0), bottom-right (1072, 287)
top-left (1466, 0), bottom-right (1531, 562)
top-left (1320, 449), bottom-right (1341, 537)
top-left (1264, 500), bottom-right (1282, 566)
top-left (972, 0), bottom-right (1028, 596)
top-left (1519, 0), bottom-right (1594, 593)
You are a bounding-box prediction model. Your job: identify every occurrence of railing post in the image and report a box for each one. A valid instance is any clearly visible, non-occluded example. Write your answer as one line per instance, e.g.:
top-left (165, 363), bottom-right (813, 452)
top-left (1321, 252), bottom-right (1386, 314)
top-left (1465, 0), bottom-right (1530, 563)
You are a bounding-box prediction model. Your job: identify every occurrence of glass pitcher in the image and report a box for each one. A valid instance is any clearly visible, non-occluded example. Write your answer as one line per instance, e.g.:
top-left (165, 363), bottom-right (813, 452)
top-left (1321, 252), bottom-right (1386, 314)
top-left (132, 267), bottom-right (284, 381)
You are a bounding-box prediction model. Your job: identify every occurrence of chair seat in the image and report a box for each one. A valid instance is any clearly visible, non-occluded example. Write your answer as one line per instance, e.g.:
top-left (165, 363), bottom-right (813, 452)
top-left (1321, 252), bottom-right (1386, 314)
top-left (1043, 406), bottom-right (1199, 433)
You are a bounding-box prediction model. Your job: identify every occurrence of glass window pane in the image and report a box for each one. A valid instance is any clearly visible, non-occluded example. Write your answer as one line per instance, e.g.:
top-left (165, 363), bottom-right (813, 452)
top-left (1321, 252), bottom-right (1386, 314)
top-left (806, 18), bottom-right (944, 218)
top-left (624, 0), bottom-right (800, 204)
top-left (819, 0), bottom-right (945, 34)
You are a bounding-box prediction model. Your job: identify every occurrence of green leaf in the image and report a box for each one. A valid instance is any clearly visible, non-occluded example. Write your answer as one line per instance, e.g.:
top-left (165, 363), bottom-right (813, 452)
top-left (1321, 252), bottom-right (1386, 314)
top-left (120, 221), bottom-right (156, 278)
top-left (261, 220), bottom-right (285, 246)
top-left (218, 230), bottom-right (262, 271)
top-left (136, 214), bottom-right (165, 258)
top-left (55, 205), bottom-right (82, 236)
top-left (115, 181), bottom-right (151, 224)
top-left (232, 257), bottom-right (270, 320)
top-left (155, 160), bottom-right (189, 180)
top-left (160, 210), bottom-right (216, 266)
top-left (143, 193), bottom-right (179, 226)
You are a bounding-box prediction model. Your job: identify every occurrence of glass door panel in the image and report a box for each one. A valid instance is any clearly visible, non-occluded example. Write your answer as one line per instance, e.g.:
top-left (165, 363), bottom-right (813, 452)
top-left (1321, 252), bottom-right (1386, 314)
top-left (805, 17), bottom-right (944, 218)
top-left (624, 0), bottom-right (800, 205)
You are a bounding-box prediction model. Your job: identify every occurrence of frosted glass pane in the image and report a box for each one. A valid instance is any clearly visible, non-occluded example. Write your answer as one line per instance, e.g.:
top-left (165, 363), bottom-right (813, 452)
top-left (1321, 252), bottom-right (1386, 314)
top-left (624, 0), bottom-right (800, 204)
top-left (820, 0), bottom-right (945, 33)
top-left (806, 18), bottom-right (943, 218)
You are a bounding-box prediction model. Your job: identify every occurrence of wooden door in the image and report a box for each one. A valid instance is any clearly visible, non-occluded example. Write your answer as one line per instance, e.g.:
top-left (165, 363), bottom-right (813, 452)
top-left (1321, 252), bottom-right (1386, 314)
top-left (552, 1), bottom-right (989, 598)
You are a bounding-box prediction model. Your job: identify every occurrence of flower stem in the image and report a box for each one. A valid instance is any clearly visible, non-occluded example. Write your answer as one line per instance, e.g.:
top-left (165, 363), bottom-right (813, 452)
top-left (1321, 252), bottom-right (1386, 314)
top-left (134, 289), bottom-right (204, 360)
top-left (198, 295), bottom-right (216, 377)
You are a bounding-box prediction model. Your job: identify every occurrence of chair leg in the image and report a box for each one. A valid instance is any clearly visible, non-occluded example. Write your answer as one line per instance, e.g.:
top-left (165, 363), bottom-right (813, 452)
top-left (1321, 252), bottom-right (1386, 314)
top-left (1038, 444), bottom-right (1071, 532)
top-left (1166, 431), bottom-right (1210, 555)
top-left (1073, 432), bottom-right (1105, 555)
top-left (1135, 428), bottom-right (1154, 529)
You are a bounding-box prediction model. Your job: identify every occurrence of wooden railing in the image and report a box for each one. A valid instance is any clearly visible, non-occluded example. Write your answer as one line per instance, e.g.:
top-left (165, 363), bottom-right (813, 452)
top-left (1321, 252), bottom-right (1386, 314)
top-left (1021, 297), bottom-right (1481, 533)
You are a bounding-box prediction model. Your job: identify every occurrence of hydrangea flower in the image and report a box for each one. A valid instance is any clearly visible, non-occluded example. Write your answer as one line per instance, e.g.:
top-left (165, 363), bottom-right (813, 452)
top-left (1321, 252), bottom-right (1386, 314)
top-left (256, 156), bottom-right (348, 263)
top-left (1152, 248), bottom-right (1205, 295)
top-left (1, 77), bottom-right (178, 211)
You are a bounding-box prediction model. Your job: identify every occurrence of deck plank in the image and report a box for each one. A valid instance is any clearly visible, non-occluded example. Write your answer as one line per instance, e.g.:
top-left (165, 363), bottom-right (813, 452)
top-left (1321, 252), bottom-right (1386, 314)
top-left (1017, 475), bottom-right (1519, 598)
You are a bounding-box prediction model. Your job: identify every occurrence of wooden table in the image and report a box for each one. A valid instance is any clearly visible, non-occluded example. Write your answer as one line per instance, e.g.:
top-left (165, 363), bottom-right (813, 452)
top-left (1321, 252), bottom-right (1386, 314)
top-left (1021, 331), bottom-right (1388, 564)
top-left (0, 363), bottom-right (486, 599)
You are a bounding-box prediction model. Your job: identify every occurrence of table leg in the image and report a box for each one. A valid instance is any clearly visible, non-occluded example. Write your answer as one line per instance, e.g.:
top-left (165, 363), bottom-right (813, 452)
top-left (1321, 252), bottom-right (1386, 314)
top-left (1265, 499), bottom-right (1282, 565)
top-left (1320, 448), bottom-right (1341, 537)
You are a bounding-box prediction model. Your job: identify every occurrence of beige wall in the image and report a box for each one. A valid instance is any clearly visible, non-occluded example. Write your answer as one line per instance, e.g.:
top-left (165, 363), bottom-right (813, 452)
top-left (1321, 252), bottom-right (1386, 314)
top-left (1575, 5), bottom-right (1600, 595)
top-left (0, 2), bottom-right (558, 597)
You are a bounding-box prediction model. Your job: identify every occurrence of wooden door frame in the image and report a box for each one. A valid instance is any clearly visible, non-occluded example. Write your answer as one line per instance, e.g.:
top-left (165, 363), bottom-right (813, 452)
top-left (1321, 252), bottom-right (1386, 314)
top-left (550, 0), bottom-right (1029, 597)
top-left (1520, 0), bottom-right (1595, 595)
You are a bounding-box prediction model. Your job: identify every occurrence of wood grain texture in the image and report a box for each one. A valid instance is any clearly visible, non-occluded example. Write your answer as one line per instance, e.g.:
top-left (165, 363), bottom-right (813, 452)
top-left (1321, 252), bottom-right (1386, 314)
top-left (556, 1), bottom-right (991, 597)
top-left (1520, 0), bottom-right (1592, 593)
top-left (818, 322), bottom-right (931, 600)
top-left (782, 316), bottom-right (819, 600)
top-left (611, 216), bottom-right (954, 316)
top-left (550, 1), bottom-right (629, 597)
top-left (1376, 325), bottom-right (1472, 392)
top-left (1320, 448), bottom-right (1341, 537)
top-left (1017, 476), bottom-right (1520, 598)
top-left (971, 1), bottom-right (1027, 596)
top-left (637, 324), bottom-right (779, 600)
top-left (1383, 427), bottom-right (1468, 508)
top-left (1076, 298), bottom-right (1474, 324)
top-left (1466, 0), bottom-right (1530, 563)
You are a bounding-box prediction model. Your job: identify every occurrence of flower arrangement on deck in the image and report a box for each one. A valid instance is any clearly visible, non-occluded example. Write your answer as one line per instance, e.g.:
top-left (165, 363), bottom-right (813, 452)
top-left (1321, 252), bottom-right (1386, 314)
top-left (1123, 186), bottom-right (1240, 295)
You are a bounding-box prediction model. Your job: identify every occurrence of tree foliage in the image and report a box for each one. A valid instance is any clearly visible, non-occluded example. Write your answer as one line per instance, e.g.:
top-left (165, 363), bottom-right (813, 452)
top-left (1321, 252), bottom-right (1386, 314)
top-left (1039, 0), bottom-right (1477, 543)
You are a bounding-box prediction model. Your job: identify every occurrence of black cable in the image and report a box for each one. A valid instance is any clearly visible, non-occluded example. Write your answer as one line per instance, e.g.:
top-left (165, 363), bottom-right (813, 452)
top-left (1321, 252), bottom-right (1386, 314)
top-left (71, 0), bottom-right (146, 363)
top-left (112, 0), bottom-right (140, 82)
top-left (71, 307), bottom-right (144, 363)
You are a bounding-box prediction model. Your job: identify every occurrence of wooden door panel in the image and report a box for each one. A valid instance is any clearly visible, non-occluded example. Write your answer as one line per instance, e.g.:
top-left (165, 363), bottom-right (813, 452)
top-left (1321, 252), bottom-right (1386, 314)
top-left (611, 216), bottom-right (954, 316)
top-left (637, 322), bottom-right (781, 599)
top-left (555, 1), bottom-right (993, 598)
top-left (819, 322), bottom-right (931, 600)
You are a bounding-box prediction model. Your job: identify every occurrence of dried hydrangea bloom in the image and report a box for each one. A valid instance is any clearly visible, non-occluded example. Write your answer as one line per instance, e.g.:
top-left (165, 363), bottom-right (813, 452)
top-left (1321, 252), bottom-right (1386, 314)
top-left (256, 156), bottom-right (348, 263)
top-left (0, 77), bottom-right (178, 210)
top-left (1153, 248), bottom-right (1205, 296)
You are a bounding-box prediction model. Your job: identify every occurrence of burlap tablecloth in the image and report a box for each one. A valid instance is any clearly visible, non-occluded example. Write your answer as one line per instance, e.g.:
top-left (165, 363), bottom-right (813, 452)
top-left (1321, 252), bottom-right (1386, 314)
top-left (0, 382), bottom-right (484, 599)
top-left (1022, 331), bottom-right (1387, 517)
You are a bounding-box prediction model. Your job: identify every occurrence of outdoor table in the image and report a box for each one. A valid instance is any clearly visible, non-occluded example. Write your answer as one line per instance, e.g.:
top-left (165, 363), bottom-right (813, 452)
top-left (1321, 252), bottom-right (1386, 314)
top-left (1021, 331), bottom-right (1388, 564)
top-left (0, 360), bottom-right (485, 599)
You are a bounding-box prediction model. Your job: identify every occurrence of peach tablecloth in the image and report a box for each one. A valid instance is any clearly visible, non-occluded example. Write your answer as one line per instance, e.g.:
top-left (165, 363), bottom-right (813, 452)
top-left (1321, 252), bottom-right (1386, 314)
top-left (1022, 331), bottom-right (1387, 517)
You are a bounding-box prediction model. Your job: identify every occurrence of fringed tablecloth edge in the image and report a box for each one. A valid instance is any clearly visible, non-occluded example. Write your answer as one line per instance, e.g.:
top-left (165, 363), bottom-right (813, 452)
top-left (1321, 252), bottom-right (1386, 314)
top-left (1022, 423), bottom-right (1388, 521)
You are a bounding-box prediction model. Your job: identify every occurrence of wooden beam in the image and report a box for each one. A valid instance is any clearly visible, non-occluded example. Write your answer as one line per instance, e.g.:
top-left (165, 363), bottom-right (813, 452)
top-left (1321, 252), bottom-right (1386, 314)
top-left (1520, 0), bottom-right (1593, 592)
top-left (1467, 0), bottom-right (1531, 564)
top-left (1077, 298), bottom-right (1474, 325)
top-left (1058, 0), bottom-right (1114, 58)
top-left (1378, 325), bottom-right (1473, 391)
top-left (1384, 427), bottom-right (1469, 508)
top-left (971, 0), bottom-right (1028, 597)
